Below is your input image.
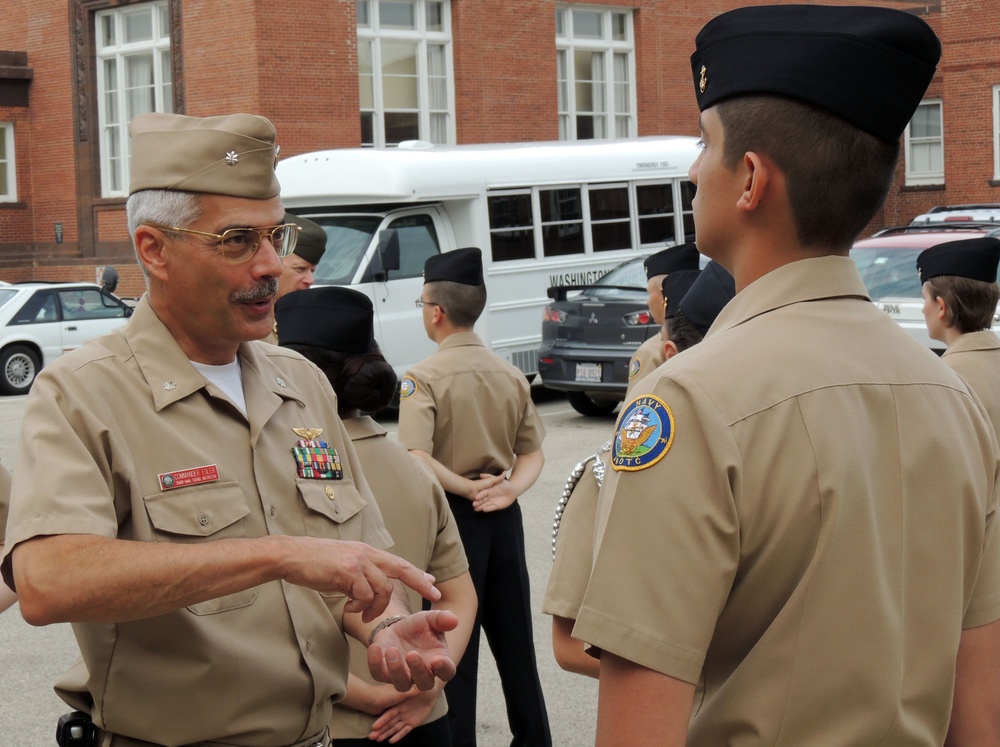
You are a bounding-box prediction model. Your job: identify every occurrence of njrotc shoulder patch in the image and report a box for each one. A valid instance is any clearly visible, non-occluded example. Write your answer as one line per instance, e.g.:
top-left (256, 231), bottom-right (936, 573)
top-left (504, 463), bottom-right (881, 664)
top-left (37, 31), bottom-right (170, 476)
top-left (612, 394), bottom-right (675, 472)
top-left (400, 376), bottom-right (417, 400)
top-left (628, 357), bottom-right (642, 380)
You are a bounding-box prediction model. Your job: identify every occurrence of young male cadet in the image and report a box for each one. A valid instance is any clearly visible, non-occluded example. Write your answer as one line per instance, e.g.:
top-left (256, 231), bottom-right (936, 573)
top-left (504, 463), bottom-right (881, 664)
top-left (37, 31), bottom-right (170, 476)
top-left (918, 237), bottom-right (1000, 435)
top-left (624, 243), bottom-right (701, 397)
top-left (1, 112), bottom-right (457, 747)
top-left (264, 211), bottom-right (328, 344)
top-left (573, 6), bottom-right (1000, 746)
top-left (398, 248), bottom-right (551, 747)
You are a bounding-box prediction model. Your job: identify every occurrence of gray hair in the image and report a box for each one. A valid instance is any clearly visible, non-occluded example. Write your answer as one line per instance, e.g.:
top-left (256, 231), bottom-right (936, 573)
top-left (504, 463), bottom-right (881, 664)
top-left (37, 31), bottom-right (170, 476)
top-left (125, 190), bottom-right (203, 280)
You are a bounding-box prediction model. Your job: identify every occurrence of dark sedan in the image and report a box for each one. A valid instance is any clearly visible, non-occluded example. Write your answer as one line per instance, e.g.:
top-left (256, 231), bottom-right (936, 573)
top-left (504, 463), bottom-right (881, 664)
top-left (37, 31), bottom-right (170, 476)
top-left (538, 257), bottom-right (657, 416)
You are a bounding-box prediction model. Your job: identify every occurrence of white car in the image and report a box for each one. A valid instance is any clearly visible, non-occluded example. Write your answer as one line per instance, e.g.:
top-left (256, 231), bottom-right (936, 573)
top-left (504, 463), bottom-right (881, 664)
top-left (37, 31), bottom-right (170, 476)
top-left (910, 204), bottom-right (1000, 225)
top-left (0, 281), bottom-right (133, 395)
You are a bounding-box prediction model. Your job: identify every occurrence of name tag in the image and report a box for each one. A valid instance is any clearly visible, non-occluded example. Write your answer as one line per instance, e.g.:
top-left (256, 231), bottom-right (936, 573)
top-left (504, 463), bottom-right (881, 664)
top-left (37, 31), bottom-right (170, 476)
top-left (158, 464), bottom-right (221, 491)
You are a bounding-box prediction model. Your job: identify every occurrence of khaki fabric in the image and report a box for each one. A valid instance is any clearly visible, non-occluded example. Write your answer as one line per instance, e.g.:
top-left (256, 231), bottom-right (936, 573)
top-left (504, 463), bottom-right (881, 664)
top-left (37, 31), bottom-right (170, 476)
top-left (397, 332), bottom-right (544, 476)
top-left (0, 459), bottom-right (10, 544)
top-left (575, 256), bottom-right (1000, 745)
top-left (943, 331), bottom-right (1000, 436)
top-left (542, 449), bottom-right (604, 621)
top-left (625, 336), bottom-right (664, 399)
top-left (1, 296), bottom-right (391, 747)
top-left (329, 416), bottom-right (468, 739)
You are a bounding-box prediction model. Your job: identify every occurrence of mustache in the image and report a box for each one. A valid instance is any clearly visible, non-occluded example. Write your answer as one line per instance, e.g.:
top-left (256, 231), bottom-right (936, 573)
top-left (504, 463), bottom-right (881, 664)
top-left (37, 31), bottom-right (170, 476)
top-left (231, 279), bottom-right (278, 304)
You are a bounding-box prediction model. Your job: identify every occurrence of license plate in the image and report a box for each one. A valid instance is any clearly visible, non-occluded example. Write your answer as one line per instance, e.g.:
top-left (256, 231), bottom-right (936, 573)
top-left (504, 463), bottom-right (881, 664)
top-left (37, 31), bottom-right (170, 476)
top-left (575, 362), bottom-right (602, 383)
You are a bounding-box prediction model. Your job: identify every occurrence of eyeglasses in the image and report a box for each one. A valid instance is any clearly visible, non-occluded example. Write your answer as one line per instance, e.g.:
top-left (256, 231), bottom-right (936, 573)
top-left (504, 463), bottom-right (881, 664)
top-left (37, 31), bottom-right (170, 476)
top-left (147, 223), bottom-right (301, 264)
top-left (414, 298), bottom-right (442, 310)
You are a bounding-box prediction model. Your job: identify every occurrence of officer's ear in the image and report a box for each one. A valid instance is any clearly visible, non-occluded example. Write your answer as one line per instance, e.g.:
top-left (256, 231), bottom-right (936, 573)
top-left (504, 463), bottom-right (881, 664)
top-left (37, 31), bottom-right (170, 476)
top-left (134, 225), bottom-right (170, 282)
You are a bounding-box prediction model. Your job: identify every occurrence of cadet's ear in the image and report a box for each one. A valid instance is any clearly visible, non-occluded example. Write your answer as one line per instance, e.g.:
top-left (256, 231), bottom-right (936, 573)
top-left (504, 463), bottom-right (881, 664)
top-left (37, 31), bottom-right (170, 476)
top-left (737, 151), bottom-right (769, 212)
top-left (134, 225), bottom-right (170, 282)
top-left (662, 339), bottom-right (680, 360)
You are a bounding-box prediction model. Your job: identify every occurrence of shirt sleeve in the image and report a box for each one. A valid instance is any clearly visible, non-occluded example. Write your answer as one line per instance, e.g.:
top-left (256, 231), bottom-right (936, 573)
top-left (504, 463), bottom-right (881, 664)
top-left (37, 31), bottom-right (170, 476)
top-left (543, 464), bottom-right (600, 620)
top-left (397, 371), bottom-right (438, 454)
top-left (513, 393), bottom-right (545, 455)
top-left (573, 374), bottom-right (741, 684)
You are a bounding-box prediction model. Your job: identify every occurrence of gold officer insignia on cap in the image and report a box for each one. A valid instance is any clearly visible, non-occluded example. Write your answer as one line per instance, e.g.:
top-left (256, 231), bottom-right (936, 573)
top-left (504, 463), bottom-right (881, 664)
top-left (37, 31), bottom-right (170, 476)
top-left (293, 427), bottom-right (324, 441)
top-left (225, 151), bottom-right (239, 166)
top-left (699, 65), bottom-right (708, 94)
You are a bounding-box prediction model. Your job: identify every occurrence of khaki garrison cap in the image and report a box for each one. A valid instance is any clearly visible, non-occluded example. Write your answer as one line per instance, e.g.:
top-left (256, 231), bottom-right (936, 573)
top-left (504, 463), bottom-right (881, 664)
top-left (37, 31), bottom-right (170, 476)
top-left (128, 112), bottom-right (281, 198)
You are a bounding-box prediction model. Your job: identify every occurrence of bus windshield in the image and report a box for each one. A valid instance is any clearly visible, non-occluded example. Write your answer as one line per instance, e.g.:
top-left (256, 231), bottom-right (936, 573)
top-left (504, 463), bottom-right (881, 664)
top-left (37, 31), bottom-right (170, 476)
top-left (311, 215), bottom-right (383, 285)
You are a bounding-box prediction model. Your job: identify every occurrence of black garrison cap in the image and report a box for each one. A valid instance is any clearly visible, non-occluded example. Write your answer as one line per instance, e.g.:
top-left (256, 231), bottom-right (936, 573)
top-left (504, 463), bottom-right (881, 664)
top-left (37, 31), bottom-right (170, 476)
top-left (285, 212), bottom-right (327, 266)
top-left (917, 237), bottom-right (1000, 284)
top-left (424, 247), bottom-right (484, 285)
top-left (691, 4), bottom-right (941, 142)
top-left (662, 269), bottom-right (703, 320)
top-left (644, 243), bottom-right (701, 279)
top-left (679, 260), bottom-right (736, 335)
top-left (275, 286), bottom-right (374, 353)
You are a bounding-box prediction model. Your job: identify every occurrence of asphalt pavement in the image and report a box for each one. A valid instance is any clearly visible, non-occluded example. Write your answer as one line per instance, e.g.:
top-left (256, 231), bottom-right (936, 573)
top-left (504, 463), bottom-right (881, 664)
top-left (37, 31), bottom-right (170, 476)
top-left (0, 386), bottom-right (614, 746)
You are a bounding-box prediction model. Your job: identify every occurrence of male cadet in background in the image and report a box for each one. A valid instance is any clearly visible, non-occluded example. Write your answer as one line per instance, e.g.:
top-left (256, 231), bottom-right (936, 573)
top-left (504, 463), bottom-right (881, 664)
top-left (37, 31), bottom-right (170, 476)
top-left (264, 211), bottom-right (328, 343)
top-left (544, 261), bottom-right (732, 680)
top-left (574, 6), bottom-right (1000, 746)
top-left (624, 243), bottom-right (701, 398)
top-left (918, 237), bottom-right (1000, 434)
top-left (398, 248), bottom-right (551, 747)
top-left (1, 112), bottom-right (458, 747)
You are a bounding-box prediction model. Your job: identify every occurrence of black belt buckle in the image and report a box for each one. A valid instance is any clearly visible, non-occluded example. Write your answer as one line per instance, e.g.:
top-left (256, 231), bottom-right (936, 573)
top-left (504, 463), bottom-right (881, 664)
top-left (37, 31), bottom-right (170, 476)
top-left (56, 711), bottom-right (97, 747)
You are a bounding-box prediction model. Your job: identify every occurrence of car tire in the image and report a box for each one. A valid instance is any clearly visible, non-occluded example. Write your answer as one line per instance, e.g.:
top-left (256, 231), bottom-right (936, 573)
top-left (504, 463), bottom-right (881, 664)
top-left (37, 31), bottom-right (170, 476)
top-left (0, 345), bottom-right (40, 395)
top-left (567, 391), bottom-right (619, 417)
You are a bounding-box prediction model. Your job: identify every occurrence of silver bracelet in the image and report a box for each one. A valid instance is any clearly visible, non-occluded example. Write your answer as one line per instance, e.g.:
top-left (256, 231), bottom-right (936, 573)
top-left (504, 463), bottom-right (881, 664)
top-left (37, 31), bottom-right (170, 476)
top-left (367, 614), bottom-right (406, 646)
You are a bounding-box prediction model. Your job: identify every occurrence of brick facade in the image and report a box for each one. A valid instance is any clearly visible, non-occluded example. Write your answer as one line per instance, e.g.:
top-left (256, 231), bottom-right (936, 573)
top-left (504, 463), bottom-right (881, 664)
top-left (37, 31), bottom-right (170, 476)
top-left (0, 0), bottom-right (993, 298)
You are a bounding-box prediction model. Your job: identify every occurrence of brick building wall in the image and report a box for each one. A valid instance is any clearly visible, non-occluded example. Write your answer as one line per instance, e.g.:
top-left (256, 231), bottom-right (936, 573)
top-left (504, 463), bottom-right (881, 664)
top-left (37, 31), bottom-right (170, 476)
top-left (0, 0), bottom-right (995, 298)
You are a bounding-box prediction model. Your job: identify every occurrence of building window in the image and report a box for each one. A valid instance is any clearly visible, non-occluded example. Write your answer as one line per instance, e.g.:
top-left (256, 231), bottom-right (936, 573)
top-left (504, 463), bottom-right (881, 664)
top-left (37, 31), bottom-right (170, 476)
top-left (905, 100), bottom-right (943, 186)
top-left (95, 1), bottom-right (172, 197)
top-left (358, 0), bottom-right (454, 147)
top-left (556, 5), bottom-right (635, 140)
top-left (994, 86), bottom-right (1000, 181)
top-left (0, 123), bottom-right (15, 202)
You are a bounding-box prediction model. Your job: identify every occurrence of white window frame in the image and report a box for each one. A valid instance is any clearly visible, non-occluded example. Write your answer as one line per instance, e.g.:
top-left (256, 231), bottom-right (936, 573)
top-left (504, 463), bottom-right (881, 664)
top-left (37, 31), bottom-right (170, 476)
top-left (0, 123), bottom-right (15, 202)
top-left (357, 0), bottom-right (456, 147)
top-left (556, 5), bottom-right (636, 141)
top-left (904, 99), bottom-right (944, 186)
top-left (993, 85), bottom-right (1000, 181)
top-left (95, 1), bottom-right (172, 198)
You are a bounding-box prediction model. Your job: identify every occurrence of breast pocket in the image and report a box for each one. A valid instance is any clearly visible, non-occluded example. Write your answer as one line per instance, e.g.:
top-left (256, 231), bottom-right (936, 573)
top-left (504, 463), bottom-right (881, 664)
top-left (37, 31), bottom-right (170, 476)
top-left (297, 479), bottom-right (369, 543)
top-left (143, 482), bottom-right (257, 615)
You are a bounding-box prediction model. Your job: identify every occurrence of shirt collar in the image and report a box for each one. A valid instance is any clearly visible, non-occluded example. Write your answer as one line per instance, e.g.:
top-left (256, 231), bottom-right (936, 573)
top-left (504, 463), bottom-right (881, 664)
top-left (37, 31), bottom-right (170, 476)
top-left (438, 330), bottom-right (485, 351)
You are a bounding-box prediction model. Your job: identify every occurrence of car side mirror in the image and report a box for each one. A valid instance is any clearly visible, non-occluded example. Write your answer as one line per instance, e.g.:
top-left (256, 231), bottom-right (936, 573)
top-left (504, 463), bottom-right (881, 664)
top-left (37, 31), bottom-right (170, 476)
top-left (100, 266), bottom-right (119, 295)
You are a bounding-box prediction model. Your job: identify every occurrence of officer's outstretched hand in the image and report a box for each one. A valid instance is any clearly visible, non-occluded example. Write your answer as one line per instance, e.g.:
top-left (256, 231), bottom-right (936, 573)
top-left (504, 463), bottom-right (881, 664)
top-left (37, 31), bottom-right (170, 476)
top-left (367, 610), bottom-right (459, 691)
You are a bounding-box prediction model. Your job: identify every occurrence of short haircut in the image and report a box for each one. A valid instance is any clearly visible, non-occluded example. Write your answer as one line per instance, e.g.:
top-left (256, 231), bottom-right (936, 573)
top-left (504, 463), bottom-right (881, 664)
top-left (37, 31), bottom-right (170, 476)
top-left (284, 342), bottom-right (398, 417)
top-left (666, 310), bottom-right (705, 352)
top-left (425, 280), bottom-right (486, 328)
top-left (716, 95), bottom-right (899, 249)
top-left (126, 189), bottom-right (203, 280)
top-left (924, 275), bottom-right (1000, 334)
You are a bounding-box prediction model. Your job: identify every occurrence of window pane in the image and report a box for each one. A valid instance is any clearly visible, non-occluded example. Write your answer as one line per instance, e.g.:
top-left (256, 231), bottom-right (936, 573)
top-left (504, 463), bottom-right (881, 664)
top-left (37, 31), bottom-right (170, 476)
top-left (359, 40), bottom-right (373, 76)
top-left (384, 111), bottom-right (419, 144)
top-left (382, 41), bottom-right (417, 75)
top-left (429, 113), bottom-right (447, 144)
top-left (161, 50), bottom-right (173, 112)
top-left (387, 214), bottom-right (440, 279)
top-left (637, 183), bottom-right (675, 216)
top-left (426, 1), bottom-right (443, 31)
top-left (380, 0), bottom-right (416, 29)
top-left (592, 222), bottom-right (631, 252)
top-left (612, 12), bottom-right (627, 41)
top-left (491, 230), bottom-right (535, 262)
top-left (123, 8), bottom-right (153, 43)
top-left (158, 4), bottom-right (169, 37)
top-left (555, 8), bottom-right (565, 37)
top-left (542, 224), bottom-right (584, 257)
top-left (489, 193), bottom-right (533, 230)
top-left (589, 187), bottom-right (629, 220)
top-left (573, 10), bottom-right (602, 39)
top-left (911, 104), bottom-right (941, 138)
top-left (638, 217), bottom-right (675, 246)
top-left (0, 129), bottom-right (6, 160)
top-left (100, 14), bottom-right (115, 47)
top-left (540, 188), bottom-right (582, 222)
top-left (360, 112), bottom-right (374, 147)
top-left (358, 0), bottom-right (371, 27)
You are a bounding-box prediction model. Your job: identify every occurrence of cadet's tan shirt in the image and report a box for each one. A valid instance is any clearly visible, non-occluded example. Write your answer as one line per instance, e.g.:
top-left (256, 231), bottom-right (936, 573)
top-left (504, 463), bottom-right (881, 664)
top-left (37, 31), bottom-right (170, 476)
top-left (575, 256), bottom-right (1000, 745)
top-left (625, 336), bottom-right (664, 399)
top-left (397, 331), bottom-right (545, 476)
top-left (943, 331), bottom-right (1000, 437)
top-left (0, 460), bottom-right (10, 545)
top-left (542, 447), bottom-right (605, 621)
top-left (1, 297), bottom-right (391, 747)
top-left (330, 415), bottom-right (468, 739)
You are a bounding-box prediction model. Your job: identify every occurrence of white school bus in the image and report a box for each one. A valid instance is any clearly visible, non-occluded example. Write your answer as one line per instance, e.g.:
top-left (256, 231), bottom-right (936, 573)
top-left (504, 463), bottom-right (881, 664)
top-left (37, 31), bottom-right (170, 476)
top-left (276, 136), bottom-right (700, 379)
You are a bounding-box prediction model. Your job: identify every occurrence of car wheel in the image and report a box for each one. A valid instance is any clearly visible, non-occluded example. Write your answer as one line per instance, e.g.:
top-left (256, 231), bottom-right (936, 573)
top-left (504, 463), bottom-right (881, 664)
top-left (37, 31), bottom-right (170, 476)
top-left (0, 345), bottom-right (40, 395)
top-left (567, 391), bottom-right (619, 417)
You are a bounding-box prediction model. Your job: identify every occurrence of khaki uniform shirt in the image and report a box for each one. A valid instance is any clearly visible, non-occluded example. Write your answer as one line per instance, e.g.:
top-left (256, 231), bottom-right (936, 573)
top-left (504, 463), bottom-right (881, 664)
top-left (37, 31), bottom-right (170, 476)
top-left (330, 416), bottom-right (468, 739)
top-left (625, 336), bottom-right (664, 399)
top-left (575, 257), bottom-right (1000, 745)
top-left (0, 460), bottom-right (10, 544)
top-left (943, 331), bottom-right (1000, 437)
top-left (542, 447), bottom-right (605, 621)
top-left (1, 297), bottom-right (391, 747)
top-left (397, 332), bottom-right (545, 475)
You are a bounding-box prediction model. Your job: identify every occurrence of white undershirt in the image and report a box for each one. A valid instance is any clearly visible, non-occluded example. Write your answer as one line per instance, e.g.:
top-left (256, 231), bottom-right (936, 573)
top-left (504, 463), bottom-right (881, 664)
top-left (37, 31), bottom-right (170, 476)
top-left (191, 358), bottom-right (247, 416)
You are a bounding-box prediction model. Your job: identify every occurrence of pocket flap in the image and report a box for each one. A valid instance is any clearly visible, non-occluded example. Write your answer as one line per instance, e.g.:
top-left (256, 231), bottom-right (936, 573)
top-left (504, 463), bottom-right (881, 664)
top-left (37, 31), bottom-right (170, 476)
top-left (298, 479), bottom-right (367, 525)
top-left (144, 482), bottom-right (250, 537)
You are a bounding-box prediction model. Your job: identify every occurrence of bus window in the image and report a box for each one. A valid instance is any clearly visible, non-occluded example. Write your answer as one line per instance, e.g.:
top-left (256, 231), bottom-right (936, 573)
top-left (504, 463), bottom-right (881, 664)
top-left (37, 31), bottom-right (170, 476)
top-left (540, 187), bottom-right (584, 257)
top-left (314, 216), bottom-right (383, 284)
top-left (589, 185), bottom-right (631, 252)
top-left (488, 192), bottom-right (535, 262)
top-left (636, 182), bottom-right (676, 246)
top-left (386, 214), bottom-right (440, 279)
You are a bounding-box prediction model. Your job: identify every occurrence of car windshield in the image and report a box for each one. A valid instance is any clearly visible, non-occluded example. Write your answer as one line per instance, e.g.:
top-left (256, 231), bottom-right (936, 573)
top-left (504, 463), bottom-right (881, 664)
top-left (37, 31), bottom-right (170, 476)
top-left (312, 216), bottom-right (383, 285)
top-left (0, 288), bottom-right (18, 309)
top-left (581, 259), bottom-right (647, 301)
top-left (850, 246), bottom-right (923, 300)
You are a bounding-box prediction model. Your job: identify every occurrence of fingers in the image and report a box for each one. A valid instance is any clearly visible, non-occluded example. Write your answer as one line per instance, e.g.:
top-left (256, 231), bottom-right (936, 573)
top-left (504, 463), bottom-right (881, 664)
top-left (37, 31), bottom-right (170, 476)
top-left (373, 552), bottom-right (440, 603)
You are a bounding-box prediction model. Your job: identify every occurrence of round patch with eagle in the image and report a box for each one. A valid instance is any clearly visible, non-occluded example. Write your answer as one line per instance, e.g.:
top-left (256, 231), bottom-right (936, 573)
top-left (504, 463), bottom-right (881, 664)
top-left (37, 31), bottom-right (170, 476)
top-left (628, 357), bottom-right (642, 380)
top-left (611, 394), bottom-right (675, 471)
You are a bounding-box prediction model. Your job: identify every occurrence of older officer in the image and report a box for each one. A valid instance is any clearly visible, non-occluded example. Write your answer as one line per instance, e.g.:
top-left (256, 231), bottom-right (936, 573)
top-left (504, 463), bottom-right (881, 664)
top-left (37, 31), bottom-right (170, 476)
top-left (623, 243), bottom-right (700, 397)
top-left (574, 6), bottom-right (1000, 746)
top-left (1, 112), bottom-right (456, 747)
top-left (918, 237), bottom-right (1000, 433)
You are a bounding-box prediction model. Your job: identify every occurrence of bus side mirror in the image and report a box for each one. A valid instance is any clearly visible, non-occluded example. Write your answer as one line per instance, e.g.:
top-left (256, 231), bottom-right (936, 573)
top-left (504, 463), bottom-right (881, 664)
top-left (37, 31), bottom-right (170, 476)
top-left (373, 229), bottom-right (401, 282)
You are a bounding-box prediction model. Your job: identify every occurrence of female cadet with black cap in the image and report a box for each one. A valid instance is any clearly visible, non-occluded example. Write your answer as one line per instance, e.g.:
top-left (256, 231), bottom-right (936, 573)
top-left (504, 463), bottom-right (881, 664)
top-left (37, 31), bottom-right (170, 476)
top-left (276, 286), bottom-right (476, 746)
